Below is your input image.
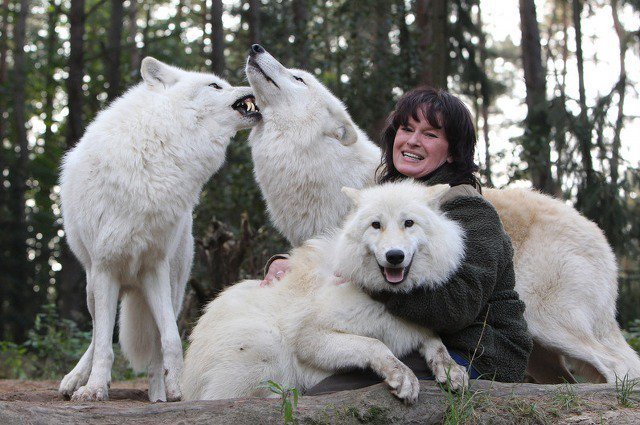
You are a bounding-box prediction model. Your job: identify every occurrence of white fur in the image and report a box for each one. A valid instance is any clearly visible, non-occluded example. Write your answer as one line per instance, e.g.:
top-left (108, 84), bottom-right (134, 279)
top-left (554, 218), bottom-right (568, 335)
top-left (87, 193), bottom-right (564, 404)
top-left (58, 57), bottom-right (261, 402)
top-left (182, 181), bottom-right (469, 402)
top-left (246, 48), bottom-right (381, 246)
top-left (245, 48), bottom-right (640, 383)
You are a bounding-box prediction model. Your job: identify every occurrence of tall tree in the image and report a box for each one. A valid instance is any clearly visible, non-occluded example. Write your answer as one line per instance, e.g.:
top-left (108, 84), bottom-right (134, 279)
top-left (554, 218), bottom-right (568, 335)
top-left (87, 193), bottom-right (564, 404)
top-left (8, 0), bottom-right (30, 341)
top-left (518, 0), bottom-right (553, 193)
top-left (476, 2), bottom-right (493, 187)
top-left (106, 0), bottom-right (125, 100)
top-left (0, 0), bottom-right (8, 339)
top-left (59, 0), bottom-right (87, 323)
top-left (415, 0), bottom-right (448, 88)
top-left (209, 0), bottom-right (225, 75)
top-left (127, 0), bottom-right (140, 78)
top-left (292, 0), bottom-right (308, 69)
top-left (248, 0), bottom-right (261, 44)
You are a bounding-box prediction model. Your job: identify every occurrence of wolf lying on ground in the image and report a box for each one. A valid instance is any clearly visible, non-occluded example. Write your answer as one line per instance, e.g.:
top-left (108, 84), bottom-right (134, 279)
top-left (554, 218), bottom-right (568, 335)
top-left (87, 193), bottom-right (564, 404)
top-left (58, 58), bottom-right (261, 402)
top-left (245, 45), bottom-right (640, 384)
top-left (182, 181), bottom-right (470, 402)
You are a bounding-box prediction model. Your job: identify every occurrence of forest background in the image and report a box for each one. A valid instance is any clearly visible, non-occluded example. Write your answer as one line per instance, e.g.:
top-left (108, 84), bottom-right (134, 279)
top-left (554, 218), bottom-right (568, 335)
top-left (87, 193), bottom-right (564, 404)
top-left (1, 0), bottom-right (639, 380)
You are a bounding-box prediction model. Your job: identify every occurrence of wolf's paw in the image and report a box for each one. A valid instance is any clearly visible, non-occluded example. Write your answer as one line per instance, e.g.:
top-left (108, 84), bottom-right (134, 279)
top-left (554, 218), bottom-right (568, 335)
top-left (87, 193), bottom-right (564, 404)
top-left (71, 384), bottom-right (109, 401)
top-left (164, 375), bottom-right (182, 402)
top-left (59, 370), bottom-right (90, 399)
top-left (384, 360), bottom-right (420, 405)
top-left (434, 362), bottom-right (469, 392)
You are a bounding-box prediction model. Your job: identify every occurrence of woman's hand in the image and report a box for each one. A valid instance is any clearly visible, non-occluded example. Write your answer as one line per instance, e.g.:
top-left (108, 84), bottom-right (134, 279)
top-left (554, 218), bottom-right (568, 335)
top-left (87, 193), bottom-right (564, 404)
top-left (261, 258), bottom-right (291, 287)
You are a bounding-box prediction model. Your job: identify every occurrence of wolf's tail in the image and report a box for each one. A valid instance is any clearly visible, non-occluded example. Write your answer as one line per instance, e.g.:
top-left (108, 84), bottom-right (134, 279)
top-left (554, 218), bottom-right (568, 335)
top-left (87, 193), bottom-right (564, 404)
top-left (119, 290), bottom-right (159, 372)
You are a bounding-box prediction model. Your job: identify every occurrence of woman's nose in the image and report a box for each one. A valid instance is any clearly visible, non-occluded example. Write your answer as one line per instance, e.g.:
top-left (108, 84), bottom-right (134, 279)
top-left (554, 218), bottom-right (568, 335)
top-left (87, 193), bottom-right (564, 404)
top-left (407, 133), bottom-right (421, 146)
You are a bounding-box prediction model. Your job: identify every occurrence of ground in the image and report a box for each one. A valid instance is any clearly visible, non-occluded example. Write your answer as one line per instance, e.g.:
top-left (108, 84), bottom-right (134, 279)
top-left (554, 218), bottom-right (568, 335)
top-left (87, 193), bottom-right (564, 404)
top-left (0, 379), bottom-right (638, 424)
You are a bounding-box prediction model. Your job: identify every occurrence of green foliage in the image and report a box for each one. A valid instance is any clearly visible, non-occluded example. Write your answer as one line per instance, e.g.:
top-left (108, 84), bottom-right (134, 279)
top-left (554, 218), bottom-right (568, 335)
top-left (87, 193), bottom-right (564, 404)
top-left (614, 373), bottom-right (639, 408)
top-left (624, 319), bottom-right (640, 354)
top-left (259, 380), bottom-right (299, 425)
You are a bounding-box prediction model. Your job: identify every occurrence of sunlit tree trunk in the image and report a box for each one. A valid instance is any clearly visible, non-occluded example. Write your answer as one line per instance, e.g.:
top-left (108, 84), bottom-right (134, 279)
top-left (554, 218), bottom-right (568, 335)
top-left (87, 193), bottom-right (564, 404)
top-left (107, 0), bottom-right (124, 101)
top-left (209, 0), bottom-right (225, 76)
top-left (59, 0), bottom-right (88, 323)
top-left (415, 0), bottom-right (448, 88)
top-left (519, 0), bottom-right (553, 193)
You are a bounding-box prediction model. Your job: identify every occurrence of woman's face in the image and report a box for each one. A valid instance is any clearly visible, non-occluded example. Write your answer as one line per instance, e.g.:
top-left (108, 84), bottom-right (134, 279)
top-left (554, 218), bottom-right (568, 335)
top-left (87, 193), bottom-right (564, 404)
top-left (392, 110), bottom-right (452, 179)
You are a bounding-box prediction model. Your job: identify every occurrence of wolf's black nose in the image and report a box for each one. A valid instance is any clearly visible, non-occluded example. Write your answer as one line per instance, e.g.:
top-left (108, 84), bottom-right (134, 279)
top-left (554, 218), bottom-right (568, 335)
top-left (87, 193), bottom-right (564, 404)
top-left (251, 44), bottom-right (265, 54)
top-left (386, 250), bottom-right (405, 265)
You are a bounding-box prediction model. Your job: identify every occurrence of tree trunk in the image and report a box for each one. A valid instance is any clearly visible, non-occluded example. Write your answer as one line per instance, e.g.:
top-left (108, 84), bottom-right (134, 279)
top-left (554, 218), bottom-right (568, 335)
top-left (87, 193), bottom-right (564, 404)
top-left (477, 3), bottom-right (493, 187)
top-left (610, 0), bottom-right (627, 188)
top-left (396, 0), bottom-right (412, 88)
top-left (59, 0), bottom-right (88, 323)
top-left (0, 0), bottom-right (9, 340)
top-left (106, 0), bottom-right (124, 101)
top-left (8, 0), bottom-right (30, 342)
top-left (415, 0), bottom-right (448, 88)
top-left (572, 0), bottom-right (594, 191)
top-left (248, 0), bottom-right (261, 44)
top-left (518, 0), bottom-right (553, 194)
top-left (370, 0), bottom-right (393, 135)
top-left (209, 0), bottom-right (225, 76)
top-left (127, 0), bottom-right (140, 78)
top-left (292, 0), bottom-right (309, 70)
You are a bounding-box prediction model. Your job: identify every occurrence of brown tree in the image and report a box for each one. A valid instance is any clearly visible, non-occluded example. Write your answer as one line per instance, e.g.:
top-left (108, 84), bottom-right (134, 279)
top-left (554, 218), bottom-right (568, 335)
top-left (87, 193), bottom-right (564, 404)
top-left (415, 0), bottom-right (448, 88)
top-left (209, 0), bottom-right (225, 76)
top-left (519, 0), bottom-right (553, 193)
top-left (248, 0), bottom-right (261, 44)
top-left (107, 0), bottom-right (125, 100)
top-left (292, 0), bottom-right (309, 70)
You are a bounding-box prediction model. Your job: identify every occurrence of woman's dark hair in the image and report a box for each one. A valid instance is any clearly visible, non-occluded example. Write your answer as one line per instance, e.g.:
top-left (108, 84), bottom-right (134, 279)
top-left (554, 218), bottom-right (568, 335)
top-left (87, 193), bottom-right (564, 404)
top-left (376, 87), bottom-right (481, 190)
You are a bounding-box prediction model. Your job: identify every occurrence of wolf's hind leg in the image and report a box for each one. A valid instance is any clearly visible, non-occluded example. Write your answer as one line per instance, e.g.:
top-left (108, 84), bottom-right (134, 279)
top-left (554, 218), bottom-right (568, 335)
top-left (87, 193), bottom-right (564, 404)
top-left (141, 261), bottom-right (183, 402)
top-left (60, 290), bottom-right (96, 397)
top-left (72, 269), bottom-right (120, 401)
top-left (419, 331), bottom-right (468, 391)
top-left (297, 332), bottom-right (419, 404)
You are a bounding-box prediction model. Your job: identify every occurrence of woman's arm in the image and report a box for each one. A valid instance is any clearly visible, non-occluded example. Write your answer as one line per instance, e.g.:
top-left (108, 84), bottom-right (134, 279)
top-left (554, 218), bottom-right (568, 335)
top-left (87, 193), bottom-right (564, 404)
top-left (370, 195), bottom-right (505, 334)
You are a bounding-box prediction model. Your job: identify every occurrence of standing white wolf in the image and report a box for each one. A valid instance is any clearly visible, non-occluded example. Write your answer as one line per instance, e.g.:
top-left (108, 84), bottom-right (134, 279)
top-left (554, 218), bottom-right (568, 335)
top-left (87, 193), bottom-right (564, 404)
top-left (58, 57), bottom-right (261, 402)
top-left (182, 181), bottom-right (469, 402)
top-left (245, 45), bottom-right (640, 383)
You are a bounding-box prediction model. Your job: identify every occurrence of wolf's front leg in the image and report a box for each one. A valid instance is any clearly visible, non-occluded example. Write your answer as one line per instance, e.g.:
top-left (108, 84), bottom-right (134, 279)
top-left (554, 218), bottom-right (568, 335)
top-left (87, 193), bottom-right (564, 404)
top-left (419, 330), bottom-right (469, 391)
top-left (297, 331), bottom-right (419, 404)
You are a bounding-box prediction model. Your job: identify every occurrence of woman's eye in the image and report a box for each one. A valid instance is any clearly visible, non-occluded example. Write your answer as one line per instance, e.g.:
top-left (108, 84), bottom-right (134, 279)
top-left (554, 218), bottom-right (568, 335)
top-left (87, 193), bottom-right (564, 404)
top-left (404, 220), bottom-right (414, 228)
top-left (371, 221), bottom-right (381, 229)
top-left (294, 76), bottom-right (305, 84)
top-left (425, 132), bottom-right (437, 138)
top-left (209, 83), bottom-right (222, 89)
top-left (401, 126), bottom-right (413, 132)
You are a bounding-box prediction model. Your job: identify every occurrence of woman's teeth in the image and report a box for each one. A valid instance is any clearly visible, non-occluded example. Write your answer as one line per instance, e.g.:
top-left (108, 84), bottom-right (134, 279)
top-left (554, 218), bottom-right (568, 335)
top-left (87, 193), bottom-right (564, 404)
top-left (403, 152), bottom-right (424, 161)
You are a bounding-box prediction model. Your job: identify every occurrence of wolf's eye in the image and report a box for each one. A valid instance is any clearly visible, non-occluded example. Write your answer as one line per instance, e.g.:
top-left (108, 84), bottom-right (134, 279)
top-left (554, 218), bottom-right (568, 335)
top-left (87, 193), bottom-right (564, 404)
top-left (293, 76), bottom-right (305, 84)
top-left (404, 220), bottom-right (414, 228)
top-left (371, 221), bottom-right (381, 229)
top-left (209, 83), bottom-right (222, 89)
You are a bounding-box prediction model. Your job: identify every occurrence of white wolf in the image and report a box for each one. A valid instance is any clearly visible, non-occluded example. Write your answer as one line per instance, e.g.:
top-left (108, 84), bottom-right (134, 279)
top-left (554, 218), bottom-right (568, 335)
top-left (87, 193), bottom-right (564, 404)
top-left (58, 57), bottom-right (261, 402)
top-left (245, 45), bottom-right (640, 383)
top-left (182, 181), bottom-right (470, 402)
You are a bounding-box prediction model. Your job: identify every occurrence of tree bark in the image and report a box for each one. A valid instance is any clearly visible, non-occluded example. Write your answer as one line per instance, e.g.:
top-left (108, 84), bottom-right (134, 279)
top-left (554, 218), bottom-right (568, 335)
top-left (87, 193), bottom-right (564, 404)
top-left (0, 0), bottom-right (9, 340)
top-left (106, 0), bottom-right (124, 101)
top-left (518, 0), bottom-right (553, 193)
top-left (477, 2), bottom-right (493, 187)
top-left (292, 0), bottom-right (309, 70)
top-left (415, 0), bottom-right (448, 88)
top-left (59, 0), bottom-right (88, 323)
top-left (371, 0), bottom-right (393, 135)
top-left (248, 0), bottom-right (261, 44)
top-left (209, 0), bottom-right (225, 76)
top-left (610, 0), bottom-right (627, 188)
top-left (127, 0), bottom-right (140, 78)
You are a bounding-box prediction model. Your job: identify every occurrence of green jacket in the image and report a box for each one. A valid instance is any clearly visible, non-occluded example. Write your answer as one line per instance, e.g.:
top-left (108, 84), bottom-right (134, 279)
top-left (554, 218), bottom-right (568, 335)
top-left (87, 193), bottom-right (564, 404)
top-left (370, 166), bottom-right (533, 382)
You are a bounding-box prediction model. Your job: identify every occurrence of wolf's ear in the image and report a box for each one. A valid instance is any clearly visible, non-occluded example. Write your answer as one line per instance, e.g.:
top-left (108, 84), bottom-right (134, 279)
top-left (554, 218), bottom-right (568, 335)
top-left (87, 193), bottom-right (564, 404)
top-left (324, 103), bottom-right (358, 146)
top-left (424, 184), bottom-right (450, 208)
top-left (342, 187), bottom-right (361, 206)
top-left (141, 57), bottom-right (180, 89)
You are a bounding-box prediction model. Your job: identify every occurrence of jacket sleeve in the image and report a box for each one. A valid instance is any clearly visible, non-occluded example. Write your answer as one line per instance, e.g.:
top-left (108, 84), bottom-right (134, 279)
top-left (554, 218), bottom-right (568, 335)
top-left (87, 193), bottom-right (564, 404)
top-left (375, 196), bottom-right (505, 334)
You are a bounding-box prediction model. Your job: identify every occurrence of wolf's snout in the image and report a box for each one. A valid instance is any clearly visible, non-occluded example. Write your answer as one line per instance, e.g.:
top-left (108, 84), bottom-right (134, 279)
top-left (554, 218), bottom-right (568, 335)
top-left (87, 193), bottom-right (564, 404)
top-left (251, 44), bottom-right (265, 55)
top-left (385, 250), bottom-right (405, 265)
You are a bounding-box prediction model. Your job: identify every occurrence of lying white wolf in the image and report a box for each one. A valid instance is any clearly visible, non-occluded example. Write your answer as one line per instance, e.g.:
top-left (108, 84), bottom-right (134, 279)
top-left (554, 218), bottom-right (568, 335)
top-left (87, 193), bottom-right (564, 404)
top-left (58, 57), bottom-right (261, 402)
top-left (182, 181), bottom-right (469, 402)
top-left (245, 45), bottom-right (640, 383)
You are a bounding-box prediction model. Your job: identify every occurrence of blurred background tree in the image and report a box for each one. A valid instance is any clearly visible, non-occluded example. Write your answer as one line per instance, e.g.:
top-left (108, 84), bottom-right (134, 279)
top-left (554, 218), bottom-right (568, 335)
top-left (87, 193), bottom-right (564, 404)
top-left (0, 0), bottom-right (639, 376)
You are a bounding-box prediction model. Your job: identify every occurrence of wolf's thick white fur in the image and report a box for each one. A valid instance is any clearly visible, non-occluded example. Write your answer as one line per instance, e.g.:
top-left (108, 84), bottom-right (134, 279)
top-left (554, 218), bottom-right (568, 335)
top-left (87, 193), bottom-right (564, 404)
top-left (182, 182), bottom-right (469, 402)
top-left (246, 47), bottom-right (640, 383)
top-left (58, 57), bottom-right (260, 402)
top-left (246, 48), bottom-right (380, 246)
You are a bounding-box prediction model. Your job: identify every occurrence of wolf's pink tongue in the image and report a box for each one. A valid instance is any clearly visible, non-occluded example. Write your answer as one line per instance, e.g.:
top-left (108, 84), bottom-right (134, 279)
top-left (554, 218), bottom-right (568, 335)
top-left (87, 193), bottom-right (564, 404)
top-left (384, 267), bottom-right (405, 284)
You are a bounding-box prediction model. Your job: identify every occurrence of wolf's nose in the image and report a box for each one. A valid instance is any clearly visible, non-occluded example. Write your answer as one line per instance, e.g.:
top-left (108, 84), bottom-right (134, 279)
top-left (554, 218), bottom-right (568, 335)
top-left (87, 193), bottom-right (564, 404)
top-left (386, 250), bottom-right (405, 265)
top-left (251, 44), bottom-right (265, 54)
